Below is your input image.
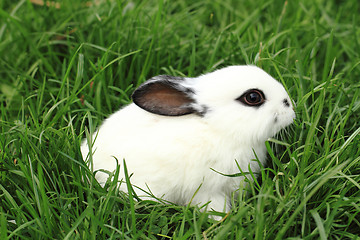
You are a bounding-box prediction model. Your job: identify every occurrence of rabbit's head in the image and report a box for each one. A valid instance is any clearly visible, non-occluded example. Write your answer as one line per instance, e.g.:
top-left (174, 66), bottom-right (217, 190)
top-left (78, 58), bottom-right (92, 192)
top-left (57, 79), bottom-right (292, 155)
top-left (133, 65), bottom-right (295, 145)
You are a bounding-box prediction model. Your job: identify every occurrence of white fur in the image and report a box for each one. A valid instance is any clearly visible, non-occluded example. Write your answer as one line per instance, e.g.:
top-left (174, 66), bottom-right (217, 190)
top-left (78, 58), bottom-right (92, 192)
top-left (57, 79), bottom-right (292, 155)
top-left (81, 65), bottom-right (295, 214)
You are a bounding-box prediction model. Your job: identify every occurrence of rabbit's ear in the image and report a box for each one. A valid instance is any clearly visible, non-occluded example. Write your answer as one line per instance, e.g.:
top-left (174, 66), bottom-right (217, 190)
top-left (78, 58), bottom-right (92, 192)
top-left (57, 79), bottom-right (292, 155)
top-left (132, 75), bottom-right (198, 116)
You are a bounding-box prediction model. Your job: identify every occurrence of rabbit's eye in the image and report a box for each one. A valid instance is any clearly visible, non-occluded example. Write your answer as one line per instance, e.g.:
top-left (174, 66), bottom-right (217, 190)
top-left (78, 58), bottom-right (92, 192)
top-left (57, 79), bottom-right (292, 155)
top-left (237, 89), bottom-right (265, 107)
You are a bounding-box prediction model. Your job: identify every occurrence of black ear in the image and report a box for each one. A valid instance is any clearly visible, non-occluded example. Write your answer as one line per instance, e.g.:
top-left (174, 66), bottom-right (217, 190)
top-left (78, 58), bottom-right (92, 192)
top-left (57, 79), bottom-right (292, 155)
top-left (132, 75), bottom-right (196, 116)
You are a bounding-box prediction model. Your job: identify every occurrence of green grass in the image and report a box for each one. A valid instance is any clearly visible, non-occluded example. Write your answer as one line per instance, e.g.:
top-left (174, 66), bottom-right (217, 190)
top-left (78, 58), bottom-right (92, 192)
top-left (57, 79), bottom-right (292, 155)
top-left (1, 0), bottom-right (360, 239)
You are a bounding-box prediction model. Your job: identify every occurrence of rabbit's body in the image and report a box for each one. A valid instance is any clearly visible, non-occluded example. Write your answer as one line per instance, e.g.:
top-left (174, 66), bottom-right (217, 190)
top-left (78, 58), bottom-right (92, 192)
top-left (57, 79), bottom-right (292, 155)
top-left (81, 65), bottom-right (295, 213)
top-left (83, 104), bottom-right (266, 211)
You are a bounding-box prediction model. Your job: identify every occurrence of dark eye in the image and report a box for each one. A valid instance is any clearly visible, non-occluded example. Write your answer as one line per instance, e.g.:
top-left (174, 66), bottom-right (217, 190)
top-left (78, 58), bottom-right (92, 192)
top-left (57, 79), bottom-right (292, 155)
top-left (237, 89), bottom-right (265, 107)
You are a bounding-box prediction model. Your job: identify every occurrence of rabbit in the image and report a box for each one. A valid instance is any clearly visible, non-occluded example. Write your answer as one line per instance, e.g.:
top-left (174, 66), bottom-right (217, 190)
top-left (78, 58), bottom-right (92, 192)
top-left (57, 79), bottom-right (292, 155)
top-left (81, 65), bottom-right (295, 216)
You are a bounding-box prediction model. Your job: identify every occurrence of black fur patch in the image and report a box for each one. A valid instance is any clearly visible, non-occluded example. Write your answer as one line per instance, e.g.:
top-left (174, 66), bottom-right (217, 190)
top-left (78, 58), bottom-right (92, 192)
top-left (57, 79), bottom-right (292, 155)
top-left (132, 75), bottom-right (208, 117)
top-left (195, 104), bottom-right (209, 117)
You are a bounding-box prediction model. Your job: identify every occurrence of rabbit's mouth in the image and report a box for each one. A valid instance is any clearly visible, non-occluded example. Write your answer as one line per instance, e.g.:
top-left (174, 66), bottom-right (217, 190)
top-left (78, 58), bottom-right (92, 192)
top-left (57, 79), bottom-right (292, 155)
top-left (273, 110), bottom-right (295, 132)
top-left (274, 114), bottom-right (279, 123)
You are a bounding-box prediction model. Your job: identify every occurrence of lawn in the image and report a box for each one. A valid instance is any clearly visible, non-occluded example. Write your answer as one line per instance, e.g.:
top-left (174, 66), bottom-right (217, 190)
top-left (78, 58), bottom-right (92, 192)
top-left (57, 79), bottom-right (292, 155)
top-left (1, 0), bottom-right (360, 239)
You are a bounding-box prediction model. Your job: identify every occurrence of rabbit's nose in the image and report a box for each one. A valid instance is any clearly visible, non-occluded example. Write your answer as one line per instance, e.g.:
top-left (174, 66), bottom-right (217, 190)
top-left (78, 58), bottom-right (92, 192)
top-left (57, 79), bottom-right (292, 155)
top-left (283, 98), bottom-right (296, 111)
top-left (283, 99), bottom-right (290, 107)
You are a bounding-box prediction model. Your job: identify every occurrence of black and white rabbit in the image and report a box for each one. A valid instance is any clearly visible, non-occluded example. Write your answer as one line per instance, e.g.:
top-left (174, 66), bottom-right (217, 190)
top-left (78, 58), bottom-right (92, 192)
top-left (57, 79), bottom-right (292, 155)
top-left (81, 65), bottom-right (295, 215)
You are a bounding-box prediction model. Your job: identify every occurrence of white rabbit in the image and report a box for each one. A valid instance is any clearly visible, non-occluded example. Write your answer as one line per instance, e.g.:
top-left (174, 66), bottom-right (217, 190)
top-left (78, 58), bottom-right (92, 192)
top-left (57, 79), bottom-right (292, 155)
top-left (81, 65), bottom-right (295, 215)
